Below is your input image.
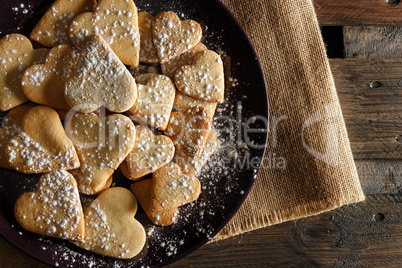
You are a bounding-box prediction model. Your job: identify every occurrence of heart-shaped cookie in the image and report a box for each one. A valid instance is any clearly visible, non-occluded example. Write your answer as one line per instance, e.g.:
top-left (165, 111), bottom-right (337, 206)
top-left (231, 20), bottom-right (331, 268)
top-left (69, 168), bottom-right (113, 195)
top-left (6, 106), bottom-right (80, 173)
top-left (151, 162), bottom-right (201, 211)
top-left (14, 170), bottom-right (85, 241)
top-left (175, 50), bottom-right (225, 103)
top-left (22, 44), bottom-right (79, 110)
top-left (165, 107), bottom-right (212, 160)
top-left (0, 105), bottom-right (31, 169)
top-left (65, 112), bottom-right (135, 194)
top-left (161, 42), bottom-right (207, 79)
top-left (131, 179), bottom-right (178, 226)
top-left (70, 0), bottom-right (140, 67)
top-left (125, 125), bottom-right (174, 180)
top-left (77, 187), bottom-right (146, 259)
top-left (0, 34), bottom-right (49, 111)
top-left (30, 0), bottom-right (96, 47)
top-left (152, 11), bottom-right (202, 63)
top-left (64, 35), bottom-right (137, 113)
top-left (174, 91), bottom-right (217, 118)
top-left (175, 130), bottom-right (219, 176)
top-left (138, 12), bottom-right (158, 65)
top-left (129, 75), bottom-right (175, 130)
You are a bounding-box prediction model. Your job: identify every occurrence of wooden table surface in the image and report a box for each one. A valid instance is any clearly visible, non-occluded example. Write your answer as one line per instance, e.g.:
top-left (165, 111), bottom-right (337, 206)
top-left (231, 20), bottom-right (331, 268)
top-left (172, 1), bottom-right (402, 267)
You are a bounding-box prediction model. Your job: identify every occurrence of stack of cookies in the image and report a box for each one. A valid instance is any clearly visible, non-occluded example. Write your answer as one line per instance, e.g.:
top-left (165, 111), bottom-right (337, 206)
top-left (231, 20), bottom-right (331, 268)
top-left (0, 0), bottom-right (224, 259)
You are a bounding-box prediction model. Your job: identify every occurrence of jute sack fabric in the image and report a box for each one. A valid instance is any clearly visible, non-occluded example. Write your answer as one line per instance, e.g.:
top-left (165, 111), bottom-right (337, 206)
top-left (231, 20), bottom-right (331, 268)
top-left (0, 0), bottom-right (365, 266)
top-left (213, 0), bottom-right (365, 240)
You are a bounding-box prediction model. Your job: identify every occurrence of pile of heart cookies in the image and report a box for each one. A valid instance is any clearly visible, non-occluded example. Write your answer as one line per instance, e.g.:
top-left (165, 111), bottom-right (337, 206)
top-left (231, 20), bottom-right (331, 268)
top-left (0, 0), bottom-right (224, 260)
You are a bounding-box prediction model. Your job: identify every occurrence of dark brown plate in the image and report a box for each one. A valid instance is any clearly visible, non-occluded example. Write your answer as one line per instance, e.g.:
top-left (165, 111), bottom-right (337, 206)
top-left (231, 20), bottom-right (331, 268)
top-left (0, 0), bottom-right (269, 267)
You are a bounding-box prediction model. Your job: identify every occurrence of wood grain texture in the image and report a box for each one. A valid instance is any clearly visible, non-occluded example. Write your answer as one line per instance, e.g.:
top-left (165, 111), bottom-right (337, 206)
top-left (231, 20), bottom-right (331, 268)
top-left (356, 160), bottom-right (402, 194)
top-left (329, 58), bottom-right (402, 159)
top-left (313, 0), bottom-right (402, 26)
top-left (172, 194), bottom-right (402, 267)
top-left (344, 26), bottom-right (402, 58)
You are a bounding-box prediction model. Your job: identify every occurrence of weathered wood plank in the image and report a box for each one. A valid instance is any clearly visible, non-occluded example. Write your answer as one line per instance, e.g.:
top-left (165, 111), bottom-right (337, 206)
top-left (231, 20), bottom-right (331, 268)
top-left (313, 0), bottom-right (402, 26)
top-left (173, 194), bottom-right (402, 267)
top-left (329, 58), bottom-right (402, 159)
top-left (356, 160), bottom-right (402, 194)
top-left (344, 26), bottom-right (402, 58)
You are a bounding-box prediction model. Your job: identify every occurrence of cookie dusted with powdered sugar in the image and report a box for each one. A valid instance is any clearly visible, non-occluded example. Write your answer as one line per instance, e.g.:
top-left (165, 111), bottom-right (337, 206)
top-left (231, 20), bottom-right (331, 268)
top-left (161, 42), bottom-right (207, 79)
top-left (14, 170), bottom-right (85, 241)
top-left (165, 106), bottom-right (212, 160)
top-left (174, 91), bottom-right (218, 118)
top-left (6, 106), bottom-right (80, 173)
top-left (70, 0), bottom-right (140, 67)
top-left (77, 187), bottom-right (146, 259)
top-left (22, 44), bottom-right (79, 110)
top-left (69, 168), bottom-right (113, 195)
top-left (175, 130), bottom-right (219, 176)
top-left (131, 179), bottom-right (178, 226)
top-left (175, 50), bottom-right (225, 103)
top-left (150, 162), bottom-right (201, 213)
top-left (129, 75), bottom-right (175, 131)
top-left (30, 0), bottom-right (96, 47)
top-left (125, 125), bottom-right (175, 180)
top-left (152, 11), bottom-right (202, 63)
top-left (64, 35), bottom-right (137, 113)
top-left (65, 112), bottom-right (135, 194)
top-left (138, 11), bottom-right (159, 64)
top-left (0, 105), bottom-right (31, 170)
top-left (0, 34), bottom-right (49, 111)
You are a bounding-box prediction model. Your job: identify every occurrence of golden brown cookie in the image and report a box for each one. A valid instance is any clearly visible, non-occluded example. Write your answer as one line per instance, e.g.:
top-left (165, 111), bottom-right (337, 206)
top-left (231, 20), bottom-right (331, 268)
top-left (14, 170), bottom-right (85, 241)
top-left (69, 168), bottom-right (113, 195)
top-left (30, 0), bottom-right (96, 47)
top-left (125, 125), bottom-right (175, 180)
top-left (119, 160), bottom-right (132, 178)
top-left (77, 187), bottom-right (146, 259)
top-left (129, 75), bottom-right (175, 130)
top-left (64, 35), bottom-right (137, 113)
top-left (161, 42), bottom-right (207, 79)
top-left (160, 43), bottom-right (218, 116)
top-left (175, 50), bottom-right (224, 103)
top-left (119, 160), bottom-right (148, 182)
top-left (70, 0), bottom-right (140, 67)
top-left (174, 91), bottom-right (217, 118)
top-left (0, 105), bottom-right (31, 169)
top-left (131, 179), bottom-right (178, 226)
top-left (6, 106), bottom-right (80, 173)
top-left (22, 44), bottom-right (78, 110)
top-left (152, 11), bottom-right (202, 63)
top-left (151, 162), bottom-right (201, 211)
top-left (65, 112), bottom-right (135, 194)
top-left (175, 130), bottom-right (219, 176)
top-left (0, 34), bottom-right (49, 111)
top-left (165, 107), bottom-right (212, 159)
top-left (138, 12), bottom-right (158, 65)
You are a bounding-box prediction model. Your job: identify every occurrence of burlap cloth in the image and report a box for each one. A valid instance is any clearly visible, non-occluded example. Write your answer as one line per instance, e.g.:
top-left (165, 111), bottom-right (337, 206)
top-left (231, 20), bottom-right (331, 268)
top-left (0, 0), bottom-right (365, 266)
